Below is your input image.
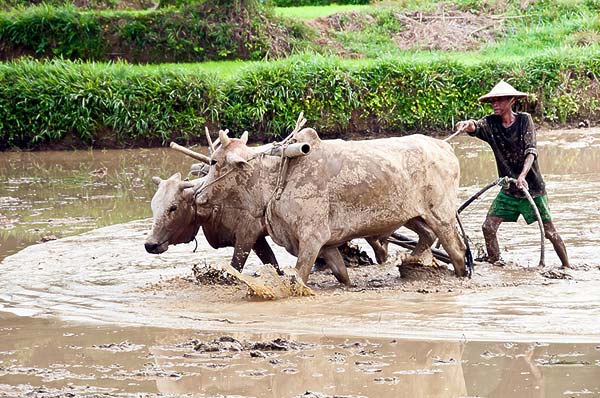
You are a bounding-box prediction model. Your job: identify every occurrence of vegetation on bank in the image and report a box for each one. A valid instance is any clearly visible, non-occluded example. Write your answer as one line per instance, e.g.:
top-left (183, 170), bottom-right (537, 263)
top-left (0, 2), bottom-right (313, 63)
top-left (1, 52), bottom-right (598, 149)
top-left (1, 0), bottom-right (599, 63)
top-left (0, 0), bottom-right (599, 149)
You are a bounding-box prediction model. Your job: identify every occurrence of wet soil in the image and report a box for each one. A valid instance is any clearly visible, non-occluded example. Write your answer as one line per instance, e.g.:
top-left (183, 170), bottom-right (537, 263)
top-left (1, 127), bottom-right (600, 397)
top-left (1, 312), bottom-right (599, 398)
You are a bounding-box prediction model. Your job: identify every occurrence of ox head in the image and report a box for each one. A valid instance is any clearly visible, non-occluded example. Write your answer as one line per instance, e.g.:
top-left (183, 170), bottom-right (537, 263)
top-left (196, 130), bottom-right (253, 207)
top-left (145, 172), bottom-right (209, 254)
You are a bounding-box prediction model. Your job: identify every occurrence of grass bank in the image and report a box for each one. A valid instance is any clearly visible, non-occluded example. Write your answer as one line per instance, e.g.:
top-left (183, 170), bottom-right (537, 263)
top-left (0, 2), bottom-right (311, 63)
top-left (1, 1), bottom-right (599, 63)
top-left (1, 52), bottom-right (598, 150)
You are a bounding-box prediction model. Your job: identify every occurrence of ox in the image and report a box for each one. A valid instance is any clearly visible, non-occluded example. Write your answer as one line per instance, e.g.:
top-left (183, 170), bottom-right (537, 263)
top-left (196, 128), bottom-right (466, 284)
top-left (144, 171), bottom-right (391, 283)
top-left (144, 172), bottom-right (278, 270)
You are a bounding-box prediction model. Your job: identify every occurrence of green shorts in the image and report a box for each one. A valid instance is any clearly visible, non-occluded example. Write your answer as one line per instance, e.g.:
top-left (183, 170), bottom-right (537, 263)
top-left (488, 191), bottom-right (552, 224)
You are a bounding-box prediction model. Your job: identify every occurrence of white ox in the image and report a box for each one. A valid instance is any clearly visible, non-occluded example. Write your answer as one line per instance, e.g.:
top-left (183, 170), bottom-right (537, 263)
top-left (195, 128), bottom-right (466, 284)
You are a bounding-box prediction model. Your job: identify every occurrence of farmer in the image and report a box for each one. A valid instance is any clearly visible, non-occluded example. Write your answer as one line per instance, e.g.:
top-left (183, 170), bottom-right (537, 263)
top-left (455, 80), bottom-right (570, 268)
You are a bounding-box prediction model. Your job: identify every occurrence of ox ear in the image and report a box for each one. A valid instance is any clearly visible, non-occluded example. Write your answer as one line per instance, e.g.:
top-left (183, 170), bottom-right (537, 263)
top-left (240, 131), bottom-right (248, 145)
top-left (219, 129), bottom-right (231, 148)
top-left (168, 172), bottom-right (182, 181)
top-left (152, 176), bottom-right (162, 186)
top-left (226, 152), bottom-right (249, 168)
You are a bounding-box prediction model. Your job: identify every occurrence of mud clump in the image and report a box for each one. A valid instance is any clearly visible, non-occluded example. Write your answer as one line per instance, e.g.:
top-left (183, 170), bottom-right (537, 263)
top-left (314, 242), bottom-right (374, 271)
top-left (194, 336), bottom-right (244, 352)
top-left (340, 242), bottom-right (375, 267)
top-left (91, 340), bottom-right (144, 352)
top-left (540, 268), bottom-right (573, 280)
top-left (192, 263), bottom-right (240, 286)
top-left (397, 262), bottom-right (454, 280)
top-left (191, 262), bottom-right (313, 299)
top-left (192, 336), bottom-right (313, 354)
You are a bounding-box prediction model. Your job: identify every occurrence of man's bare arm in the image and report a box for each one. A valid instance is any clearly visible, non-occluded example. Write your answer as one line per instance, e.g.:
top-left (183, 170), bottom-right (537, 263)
top-left (517, 153), bottom-right (535, 190)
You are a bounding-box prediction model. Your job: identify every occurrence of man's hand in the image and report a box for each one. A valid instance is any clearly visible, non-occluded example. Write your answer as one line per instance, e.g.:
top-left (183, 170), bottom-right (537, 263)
top-left (455, 120), bottom-right (476, 133)
top-left (516, 175), bottom-right (529, 190)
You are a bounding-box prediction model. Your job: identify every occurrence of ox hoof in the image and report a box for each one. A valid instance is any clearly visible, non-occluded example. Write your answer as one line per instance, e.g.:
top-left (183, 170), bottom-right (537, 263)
top-left (398, 253), bottom-right (434, 267)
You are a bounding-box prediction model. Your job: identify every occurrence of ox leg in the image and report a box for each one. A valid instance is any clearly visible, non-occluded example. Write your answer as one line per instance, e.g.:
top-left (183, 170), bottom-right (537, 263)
top-left (252, 236), bottom-right (279, 267)
top-left (319, 247), bottom-right (351, 286)
top-left (231, 244), bottom-right (252, 272)
top-left (422, 217), bottom-right (466, 277)
top-left (296, 233), bottom-right (329, 284)
top-left (366, 237), bottom-right (388, 264)
top-left (403, 218), bottom-right (436, 265)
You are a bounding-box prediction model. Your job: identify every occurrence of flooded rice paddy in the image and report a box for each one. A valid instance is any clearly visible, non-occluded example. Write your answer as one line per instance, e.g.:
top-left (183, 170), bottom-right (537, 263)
top-left (1, 128), bottom-right (600, 397)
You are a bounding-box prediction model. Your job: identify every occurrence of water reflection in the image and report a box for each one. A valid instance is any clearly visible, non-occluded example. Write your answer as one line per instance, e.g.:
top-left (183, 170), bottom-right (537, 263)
top-left (1, 312), bottom-right (599, 398)
top-left (0, 148), bottom-right (204, 260)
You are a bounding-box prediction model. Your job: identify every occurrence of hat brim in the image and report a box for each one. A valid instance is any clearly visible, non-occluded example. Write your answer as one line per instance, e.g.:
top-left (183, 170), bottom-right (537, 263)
top-left (478, 93), bottom-right (528, 103)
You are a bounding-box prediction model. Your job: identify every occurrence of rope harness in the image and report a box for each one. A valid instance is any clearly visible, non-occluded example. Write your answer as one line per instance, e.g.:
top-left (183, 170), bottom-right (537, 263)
top-left (194, 119), bottom-right (305, 240)
top-left (264, 139), bottom-right (297, 237)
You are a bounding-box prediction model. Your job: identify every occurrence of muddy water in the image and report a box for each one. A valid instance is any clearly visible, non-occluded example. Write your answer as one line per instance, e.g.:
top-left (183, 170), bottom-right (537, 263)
top-left (1, 312), bottom-right (599, 398)
top-left (1, 128), bottom-right (600, 397)
top-left (0, 148), bottom-right (196, 260)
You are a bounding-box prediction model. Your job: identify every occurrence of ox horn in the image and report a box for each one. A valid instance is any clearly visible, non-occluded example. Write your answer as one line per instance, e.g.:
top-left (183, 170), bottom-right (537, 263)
top-left (240, 131), bottom-right (248, 145)
top-left (205, 126), bottom-right (215, 155)
top-left (170, 142), bottom-right (211, 164)
top-left (178, 181), bottom-right (195, 191)
top-left (219, 129), bottom-right (231, 148)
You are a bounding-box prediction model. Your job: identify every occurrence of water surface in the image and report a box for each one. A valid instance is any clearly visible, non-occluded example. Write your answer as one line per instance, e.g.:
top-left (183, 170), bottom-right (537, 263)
top-left (1, 128), bottom-right (600, 397)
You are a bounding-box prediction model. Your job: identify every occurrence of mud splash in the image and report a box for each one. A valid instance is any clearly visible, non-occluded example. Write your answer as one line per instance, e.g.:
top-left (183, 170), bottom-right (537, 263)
top-left (194, 262), bottom-right (314, 299)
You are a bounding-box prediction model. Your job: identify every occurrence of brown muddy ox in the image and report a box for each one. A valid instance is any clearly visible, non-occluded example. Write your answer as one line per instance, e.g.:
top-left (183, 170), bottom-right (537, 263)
top-left (144, 172), bottom-right (278, 271)
top-left (144, 171), bottom-right (389, 282)
top-left (196, 128), bottom-right (466, 285)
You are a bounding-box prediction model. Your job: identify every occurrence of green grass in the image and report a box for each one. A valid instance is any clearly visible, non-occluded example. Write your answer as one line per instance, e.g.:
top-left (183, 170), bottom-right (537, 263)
top-left (189, 60), bottom-right (263, 78)
top-left (138, 60), bottom-right (261, 79)
top-left (274, 4), bottom-right (371, 19)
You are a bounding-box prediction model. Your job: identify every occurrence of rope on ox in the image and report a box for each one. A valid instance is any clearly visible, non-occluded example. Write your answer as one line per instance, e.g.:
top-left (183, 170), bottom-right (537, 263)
top-left (264, 113), bottom-right (307, 235)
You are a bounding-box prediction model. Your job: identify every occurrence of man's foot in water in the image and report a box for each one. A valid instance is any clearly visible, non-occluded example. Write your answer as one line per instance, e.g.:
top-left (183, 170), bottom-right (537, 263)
top-left (474, 254), bottom-right (508, 267)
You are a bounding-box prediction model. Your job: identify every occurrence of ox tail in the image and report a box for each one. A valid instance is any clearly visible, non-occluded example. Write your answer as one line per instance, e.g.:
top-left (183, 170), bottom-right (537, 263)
top-left (456, 213), bottom-right (474, 278)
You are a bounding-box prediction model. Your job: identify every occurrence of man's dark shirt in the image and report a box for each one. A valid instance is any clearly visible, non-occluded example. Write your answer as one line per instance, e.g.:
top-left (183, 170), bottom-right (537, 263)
top-left (468, 112), bottom-right (546, 198)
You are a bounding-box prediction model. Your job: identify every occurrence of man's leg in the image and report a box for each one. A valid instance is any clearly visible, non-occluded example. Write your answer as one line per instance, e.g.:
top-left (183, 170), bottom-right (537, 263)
top-left (482, 215), bottom-right (504, 263)
top-left (543, 221), bottom-right (571, 268)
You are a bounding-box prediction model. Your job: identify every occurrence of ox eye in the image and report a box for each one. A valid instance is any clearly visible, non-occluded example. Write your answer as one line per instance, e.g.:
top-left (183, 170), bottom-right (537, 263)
top-left (210, 159), bottom-right (217, 166)
top-left (169, 205), bottom-right (177, 213)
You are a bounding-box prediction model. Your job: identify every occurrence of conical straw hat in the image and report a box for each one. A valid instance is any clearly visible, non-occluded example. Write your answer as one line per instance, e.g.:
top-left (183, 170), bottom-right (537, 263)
top-left (478, 80), bottom-right (528, 103)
